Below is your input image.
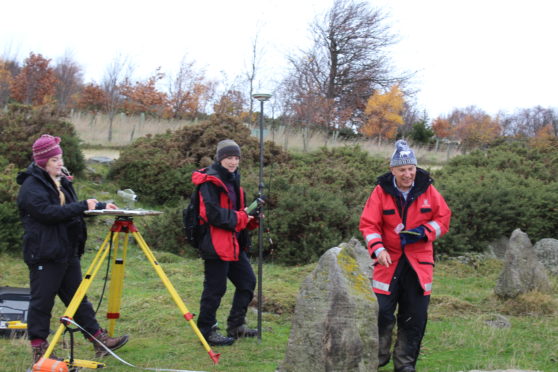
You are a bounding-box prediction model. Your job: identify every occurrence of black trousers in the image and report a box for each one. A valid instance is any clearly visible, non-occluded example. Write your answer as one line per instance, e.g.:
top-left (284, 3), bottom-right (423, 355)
top-left (197, 251), bottom-right (256, 336)
top-left (27, 257), bottom-right (100, 340)
top-left (376, 255), bottom-right (430, 370)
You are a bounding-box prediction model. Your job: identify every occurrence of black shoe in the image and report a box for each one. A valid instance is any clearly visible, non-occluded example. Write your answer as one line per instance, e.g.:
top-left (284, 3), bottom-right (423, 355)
top-left (379, 355), bottom-right (390, 367)
top-left (396, 366), bottom-right (416, 372)
top-left (205, 330), bottom-right (234, 346)
top-left (227, 324), bottom-right (258, 339)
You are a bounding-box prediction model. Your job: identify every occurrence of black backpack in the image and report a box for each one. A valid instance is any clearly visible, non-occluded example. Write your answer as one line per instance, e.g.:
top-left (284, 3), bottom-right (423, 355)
top-left (183, 185), bottom-right (207, 248)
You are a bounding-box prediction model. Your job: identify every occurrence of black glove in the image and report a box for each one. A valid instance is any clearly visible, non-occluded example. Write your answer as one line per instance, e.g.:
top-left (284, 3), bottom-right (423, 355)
top-left (251, 206), bottom-right (262, 218)
top-left (95, 202), bottom-right (107, 210)
top-left (399, 226), bottom-right (426, 245)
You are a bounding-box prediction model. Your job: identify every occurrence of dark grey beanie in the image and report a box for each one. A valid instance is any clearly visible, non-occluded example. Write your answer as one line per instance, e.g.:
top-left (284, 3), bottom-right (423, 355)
top-left (215, 139), bottom-right (241, 162)
top-left (390, 140), bottom-right (417, 167)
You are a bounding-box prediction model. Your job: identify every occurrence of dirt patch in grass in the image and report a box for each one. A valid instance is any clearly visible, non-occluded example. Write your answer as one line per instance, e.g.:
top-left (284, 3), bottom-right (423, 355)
top-left (430, 294), bottom-right (478, 319)
top-left (83, 148), bottom-right (120, 160)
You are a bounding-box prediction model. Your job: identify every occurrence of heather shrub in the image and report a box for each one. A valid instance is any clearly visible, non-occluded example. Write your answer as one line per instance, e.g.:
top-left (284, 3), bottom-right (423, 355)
top-left (434, 141), bottom-right (558, 255)
top-left (265, 146), bottom-right (386, 264)
top-left (136, 203), bottom-right (196, 258)
top-left (0, 158), bottom-right (23, 254)
top-left (0, 104), bottom-right (85, 174)
top-left (108, 115), bottom-right (288, 205)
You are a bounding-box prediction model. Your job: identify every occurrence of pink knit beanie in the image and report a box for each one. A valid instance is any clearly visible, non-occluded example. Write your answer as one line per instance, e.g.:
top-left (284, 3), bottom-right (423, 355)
top-left (32, 134), bottom-right (63, 168)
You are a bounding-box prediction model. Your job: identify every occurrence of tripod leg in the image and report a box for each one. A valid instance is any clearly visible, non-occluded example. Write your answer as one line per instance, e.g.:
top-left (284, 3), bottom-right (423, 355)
top-left (42, 231), bottom-right (117, 360)
top-left (106, 230), bottom-right (129, 336)
top-left (131, 231), bottom-right (220, 364)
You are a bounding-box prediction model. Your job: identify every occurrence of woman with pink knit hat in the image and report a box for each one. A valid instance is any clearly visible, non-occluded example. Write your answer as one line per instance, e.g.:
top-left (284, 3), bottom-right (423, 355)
top-left (16, 134), bottom-right (128, 364)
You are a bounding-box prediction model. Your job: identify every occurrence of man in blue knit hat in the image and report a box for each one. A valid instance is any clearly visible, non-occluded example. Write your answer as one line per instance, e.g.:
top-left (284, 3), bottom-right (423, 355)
top-left (360, 140), bottom-right (452, 372)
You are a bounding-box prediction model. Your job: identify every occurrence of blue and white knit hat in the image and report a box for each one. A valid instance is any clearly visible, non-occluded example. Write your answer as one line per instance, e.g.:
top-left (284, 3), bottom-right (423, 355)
top-left (390, 140), bottom-right (417, 167)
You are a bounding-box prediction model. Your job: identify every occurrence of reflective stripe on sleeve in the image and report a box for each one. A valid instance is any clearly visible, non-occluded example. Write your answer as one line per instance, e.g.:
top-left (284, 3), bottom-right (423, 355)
top-left (372, 280), bottom-right (390, 292)
top-left (427, 221), bottom-right (441, 238)
top-left (366, 233), bottom-right (382, 244)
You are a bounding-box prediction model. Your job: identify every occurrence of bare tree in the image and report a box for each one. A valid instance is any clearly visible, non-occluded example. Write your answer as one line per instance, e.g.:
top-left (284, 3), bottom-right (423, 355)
top-left (278, 66), bottom-right (333, 151)
top-left (500, 106), bottom-right (558, 137)
top-left (54, 51), bottom-right (83, 113)
top-left (167, 56), bottom-right (214, 119)
top-left (245, 35), bottom-right (263, 124)
top-left (399, 101), bottom-right (425, 138)
top-left (102, 56), bottom-right (131, 142)
top-left (282, 0), bottom-right (406, 130)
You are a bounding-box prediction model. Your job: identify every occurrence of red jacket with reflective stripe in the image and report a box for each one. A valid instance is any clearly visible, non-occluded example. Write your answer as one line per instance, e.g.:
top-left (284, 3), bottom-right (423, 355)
top-left (359, 169), bottom-right (451, 295)
top-left (192, 165), bottom-right (258, 261)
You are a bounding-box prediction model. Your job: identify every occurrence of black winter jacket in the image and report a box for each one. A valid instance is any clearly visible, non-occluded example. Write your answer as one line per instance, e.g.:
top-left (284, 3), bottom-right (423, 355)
top-left (16, 163), bottom-right (89, 265)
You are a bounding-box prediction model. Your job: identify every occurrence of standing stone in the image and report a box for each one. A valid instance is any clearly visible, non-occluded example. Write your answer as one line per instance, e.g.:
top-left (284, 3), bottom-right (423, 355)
top-left (487, 236), bottom-right (509, 259)
top-left (494, 229), bottom-right (551, 299)
top-left (278, 238), bottom-right (378, 372)
top-left (533, 238), bottom-right (558, 276)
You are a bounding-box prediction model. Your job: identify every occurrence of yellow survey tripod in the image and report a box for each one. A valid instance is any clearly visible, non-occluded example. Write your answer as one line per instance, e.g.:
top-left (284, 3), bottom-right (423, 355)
top-left (39, 209), bottom-right (220, 370)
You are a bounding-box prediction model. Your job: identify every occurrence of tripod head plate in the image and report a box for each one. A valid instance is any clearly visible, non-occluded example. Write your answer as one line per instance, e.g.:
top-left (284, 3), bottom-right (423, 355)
top-left (85, 209), bottom-right (163, 217)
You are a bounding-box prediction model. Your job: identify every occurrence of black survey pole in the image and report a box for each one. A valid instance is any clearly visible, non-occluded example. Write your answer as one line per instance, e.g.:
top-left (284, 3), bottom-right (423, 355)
top-left (252, 93), bottom-right (271, 342)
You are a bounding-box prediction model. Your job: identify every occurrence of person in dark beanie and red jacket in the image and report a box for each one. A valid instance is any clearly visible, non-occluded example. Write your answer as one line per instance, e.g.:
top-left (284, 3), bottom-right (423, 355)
top-left (192, 139), bottom-right (259, 346)
top-left (16, 134), bottom-right (129, 364)
top-left (360, 140), bottom-right (451, 372)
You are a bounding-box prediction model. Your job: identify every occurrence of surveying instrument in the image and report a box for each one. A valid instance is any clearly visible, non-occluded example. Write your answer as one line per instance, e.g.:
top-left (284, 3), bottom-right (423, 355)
top-left (37, 209), bottom-right (220, 371)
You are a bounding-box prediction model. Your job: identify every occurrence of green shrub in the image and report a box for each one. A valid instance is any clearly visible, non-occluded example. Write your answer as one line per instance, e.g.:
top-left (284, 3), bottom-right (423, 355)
top-left (108, 134), bottom-right (197, 206)
top-left (265, 146), bottom-right (386, 264)
top-left (445, 141), bottom-right (558, 183)
top-left (0, 159), bottom-right (23, 255)
top-left (434, 141), bottom-right (558, 255)
top-left (136, 203), bottom-right (198, 258)
top-left (108, 115), bottom-right (288, 206)
top-left (408, 120), bottom-right (435, 145)
top-left (108, 126), bottom-right (558, 264)
top-left (268, 183), bottom-right (354, 264)
top-left (110, 125), bottom-right (387, 264)
top-left (0, 104), bottom-right (85, 175)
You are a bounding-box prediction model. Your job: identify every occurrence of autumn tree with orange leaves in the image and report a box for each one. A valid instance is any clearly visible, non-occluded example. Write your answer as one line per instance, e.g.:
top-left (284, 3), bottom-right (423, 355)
top-left (432, 117), bottom-right (453, 139)
top-left (120, 69), bottom-right (167, 116)
top-left (362, 85), bottom-right (404, 144)
top-left (10, 53), bottom-right (57, 105)
top-left (213, 89), bottom-right (246, 117)
top-left (75, 83), bottom-right (106, 113)
top-left (434, 106), bottom-right (501, 149)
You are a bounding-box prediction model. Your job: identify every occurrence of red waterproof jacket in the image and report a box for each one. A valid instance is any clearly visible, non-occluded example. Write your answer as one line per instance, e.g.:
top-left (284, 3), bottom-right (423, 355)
top-left (359, 168), bottom-right (451, 295)
top-left (192, 164), bottom-right (258, 261)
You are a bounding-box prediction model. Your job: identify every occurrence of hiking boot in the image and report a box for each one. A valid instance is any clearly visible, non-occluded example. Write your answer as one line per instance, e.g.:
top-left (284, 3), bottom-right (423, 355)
top-left (378, 354), bottom-right (390, 367)
top-left (227, 324), bottom-right (258, 339)
top-left (205, 328), bottom-right (234, 346)
top-left (92, 329), bottom-right (129, 358)
top-left (395, 366), bottom-right (416, 372)
top-left (32, 340), bottom-right (58, 364)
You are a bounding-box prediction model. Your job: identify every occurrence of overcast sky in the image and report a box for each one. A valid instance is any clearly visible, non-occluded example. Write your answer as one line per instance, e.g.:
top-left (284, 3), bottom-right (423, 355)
top-left (1, 0), bottom-right (557, 119)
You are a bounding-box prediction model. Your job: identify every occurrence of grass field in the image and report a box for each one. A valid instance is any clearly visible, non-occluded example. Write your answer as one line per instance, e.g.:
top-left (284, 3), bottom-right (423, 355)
top-left (2, 124), bottom-right (554, 371)
top-left (1, 240), bottom-right (557, 371)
